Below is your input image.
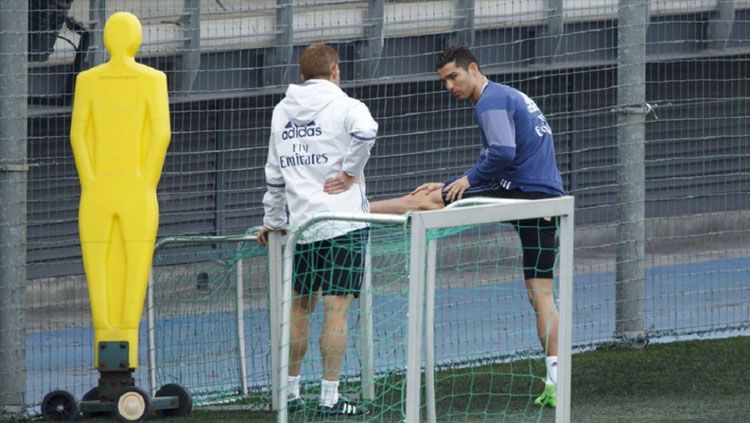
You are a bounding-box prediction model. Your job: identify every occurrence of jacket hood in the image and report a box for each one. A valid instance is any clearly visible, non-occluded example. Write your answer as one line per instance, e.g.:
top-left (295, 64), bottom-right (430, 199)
top-left (281, 79), bottom-right (346, 125)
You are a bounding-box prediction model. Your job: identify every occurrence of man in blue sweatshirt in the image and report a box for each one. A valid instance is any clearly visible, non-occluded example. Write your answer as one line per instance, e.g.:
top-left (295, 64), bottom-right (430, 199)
top-left (371, 45), bottom-right (564, 408)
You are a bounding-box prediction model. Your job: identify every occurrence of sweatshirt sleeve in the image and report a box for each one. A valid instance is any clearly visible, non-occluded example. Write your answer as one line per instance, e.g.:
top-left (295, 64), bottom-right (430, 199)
top-left (465, 107), bottom-right (517, 186)
top-left (342, 101), bottom-right (378, 176)
top-left (466, 145), bottom-right (516, 186)
top-left (262, 132), bottom-right (288, 230)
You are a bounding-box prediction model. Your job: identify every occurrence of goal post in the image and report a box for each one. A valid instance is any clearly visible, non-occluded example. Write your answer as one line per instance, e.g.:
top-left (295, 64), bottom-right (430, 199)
top-left (146, 232), bottom-right (265, 405)
top-left (276, 212), bottom-right (409, 423)
top-left (275, 196), bottom-right (574, 423)
top-left (415, 196), bottom-right (575, 423)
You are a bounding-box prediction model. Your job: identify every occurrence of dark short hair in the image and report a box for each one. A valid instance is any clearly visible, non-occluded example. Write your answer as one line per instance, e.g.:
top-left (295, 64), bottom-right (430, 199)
top-left (435, 46), bottom-right (480, 71)
top-left (300, 44), bottom-right (339, 80)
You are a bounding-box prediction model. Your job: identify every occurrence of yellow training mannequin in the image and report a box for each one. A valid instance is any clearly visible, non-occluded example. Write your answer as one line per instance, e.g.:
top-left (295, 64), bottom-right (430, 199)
top-left (70, 11), bottom-right (170, 368)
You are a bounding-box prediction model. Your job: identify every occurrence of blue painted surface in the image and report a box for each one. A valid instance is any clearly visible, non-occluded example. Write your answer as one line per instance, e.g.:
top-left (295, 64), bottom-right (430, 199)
top-left (28, 257), bottom-right (750, 407)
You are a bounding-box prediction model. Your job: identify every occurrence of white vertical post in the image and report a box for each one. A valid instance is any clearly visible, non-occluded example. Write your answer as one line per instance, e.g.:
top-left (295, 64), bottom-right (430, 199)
top-left (147, 269), bottom-right (158, 396)
top-left (405, 215), bottom-right (426, 422)
top-left (425, 239), bottom-right (438, 423)
top-left (277, 233), bottom-right (295, 423)
top-left (235, 259), bottom-right (249, 395)
top-left (268, 231), bottom-right (285, 411)
top-left (360, 238), bottom-right (375, 400)
top-left (556, 208), bottom-right (575, 423)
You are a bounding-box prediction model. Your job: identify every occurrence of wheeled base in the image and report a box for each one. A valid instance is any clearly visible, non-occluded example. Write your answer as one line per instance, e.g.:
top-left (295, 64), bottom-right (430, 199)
top-left (42, 340), bottom-right (192, 421)
top-left (41, 383), bottom-right (192, 422)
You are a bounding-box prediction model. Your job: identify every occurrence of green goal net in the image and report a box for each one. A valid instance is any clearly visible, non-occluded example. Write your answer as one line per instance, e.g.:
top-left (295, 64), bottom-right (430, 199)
top-left (149, 198), bottom-right (573, 423)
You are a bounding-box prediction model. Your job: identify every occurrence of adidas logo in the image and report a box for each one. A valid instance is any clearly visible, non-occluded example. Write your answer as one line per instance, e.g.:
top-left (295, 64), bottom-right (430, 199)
top-left (281, 121), bottom-right (323, 140)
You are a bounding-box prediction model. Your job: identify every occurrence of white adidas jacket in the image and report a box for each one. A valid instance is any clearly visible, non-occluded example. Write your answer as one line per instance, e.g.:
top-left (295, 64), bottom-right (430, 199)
top-left (262, 79), bottom-right (378, 243)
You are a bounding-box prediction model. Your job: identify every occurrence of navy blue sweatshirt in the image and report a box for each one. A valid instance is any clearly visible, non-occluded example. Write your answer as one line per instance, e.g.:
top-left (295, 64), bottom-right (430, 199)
top-left (445, 81), bottom-right (564, 196)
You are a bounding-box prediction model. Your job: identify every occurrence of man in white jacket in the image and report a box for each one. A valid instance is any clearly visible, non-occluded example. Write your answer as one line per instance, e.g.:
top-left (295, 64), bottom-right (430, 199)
top-left (257, 44), bottom-right (377, 416)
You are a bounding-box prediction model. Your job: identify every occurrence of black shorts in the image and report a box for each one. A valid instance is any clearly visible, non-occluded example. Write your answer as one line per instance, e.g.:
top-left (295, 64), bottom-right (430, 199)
top-left (442, 185), bottom-right (559, 280)
top-left (293, 228), bottom-right (368, 298)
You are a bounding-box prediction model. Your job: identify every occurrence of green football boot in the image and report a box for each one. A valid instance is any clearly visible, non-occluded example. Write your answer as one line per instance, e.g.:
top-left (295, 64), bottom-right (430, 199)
top-left (534, 383), bottom-right (557, 408)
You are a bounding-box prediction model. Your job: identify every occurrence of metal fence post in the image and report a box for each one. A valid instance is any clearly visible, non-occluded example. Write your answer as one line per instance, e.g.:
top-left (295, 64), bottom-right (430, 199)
top-left (615, 0), bottom-right (648, 340)
top-left (0, 0), bottom-right (28, 417)
top-left (179, 0), bottom-right (201, 93)
top-left (88, 0), bottom-right (107, 66)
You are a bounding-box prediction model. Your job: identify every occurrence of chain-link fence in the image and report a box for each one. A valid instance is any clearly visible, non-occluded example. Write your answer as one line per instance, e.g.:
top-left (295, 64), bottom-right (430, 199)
top-left (1, 0), bottom-right (748, 418)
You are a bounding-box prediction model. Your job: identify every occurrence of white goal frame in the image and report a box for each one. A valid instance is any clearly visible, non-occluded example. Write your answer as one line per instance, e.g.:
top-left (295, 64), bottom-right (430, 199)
top-left (276, 196), bottom-right (574, 423)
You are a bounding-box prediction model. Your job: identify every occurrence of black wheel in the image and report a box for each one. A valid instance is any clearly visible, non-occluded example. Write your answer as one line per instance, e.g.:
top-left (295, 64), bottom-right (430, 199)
top-left (41, 390), bottom-right (79, 422)
top-left (114, 387), bottom-right (152, 422)
top-left (80, 386), bottom-right (110, 418)
top-left (155, 383), bottom-right (192, 417)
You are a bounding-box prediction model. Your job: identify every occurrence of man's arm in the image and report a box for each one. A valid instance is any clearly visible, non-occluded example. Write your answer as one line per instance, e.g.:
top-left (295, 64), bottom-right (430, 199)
top-left (464, 108), bottom-right (517, 186)
top-left (465, 145), bottom-right (515, 186)
top-left (261, 133), bottom-right (288, 242)
top-left (324, 102), bottom-right (377, 195)
top-left (342, 101), bottom-right (377, 176)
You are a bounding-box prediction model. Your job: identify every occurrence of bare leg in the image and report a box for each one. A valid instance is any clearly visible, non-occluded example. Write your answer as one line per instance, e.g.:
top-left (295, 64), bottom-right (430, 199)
top-left (370, 190), bottom-right (444, 214)
top-left (525, 278), bottom-right (559, 356)
top-left (289, 291), bottom-right (318, 376)
top-left (320, 294), bottom-right (353, 381)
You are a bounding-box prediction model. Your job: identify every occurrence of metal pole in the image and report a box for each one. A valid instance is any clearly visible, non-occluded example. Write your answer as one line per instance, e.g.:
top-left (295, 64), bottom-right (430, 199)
top-left (424, 239), bottom-right (437, 423)
top-left (179, 0), bottom-right (201, 93)
top-left (708, 0), bottom-right (737, 50)
top-left (268, 231), bottom-right (284, 412)
top-left (405, 215), bottom-right (426, 423)
top-left (556, 206), bottom-right (575, 423)
top-left (264, 0), bottom-right (293, 86)
top-left (615, 0), bottom-right (648, 340)
top-left (355, 0), bottom-right (385, 80)
top-left (536, 0), bottom-right (564, 63)
top-left (277, 235), bottom-right (295, 423)
top-left (89, 0), bottom-right (107, 66)
top-left (0, 0), bottom-right (28, 416)
top-left (453, 0), bottom-right (476, 47)
top-left (235, 260), bottom-right (249, 395)
top-left (359, 239), bottom-right (375, 401)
